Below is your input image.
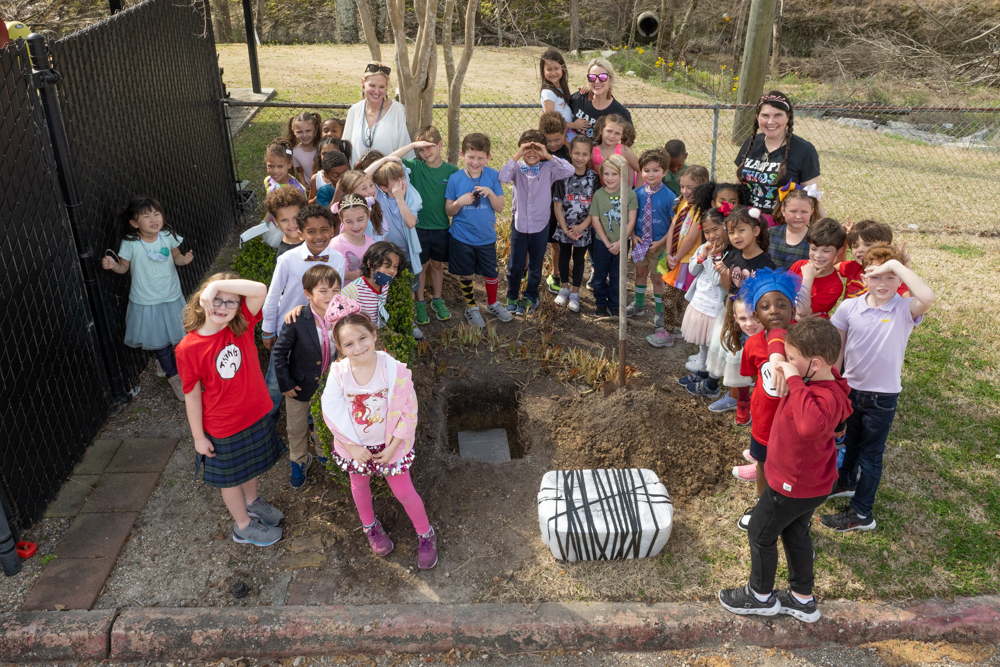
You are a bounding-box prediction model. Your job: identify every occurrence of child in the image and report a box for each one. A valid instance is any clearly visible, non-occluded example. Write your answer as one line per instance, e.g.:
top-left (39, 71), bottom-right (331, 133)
top-left (719, 317), bottom-right (852, 624)
top-left (769, 183), bottom-right (820, 269)
top-left (692, 295), bottom-right (760, 424)
top-left (789, 217), bottom-right (846, 319)
top-left (589, 154), bottom-right (638, 318)
top-left (329, 195), bottom-right (376, 283)
top-left (322, 117), bottom-right (344, 140)
top-left (820, 244), bottom-right (934, 532)
top-left (552, 136), bottom-right (600, 313)
top-left (311, 145), bottom-right (350, 205)
top-left (287, 111), bottom-right (322, 185)
top-left (263, 186), bottom-right (307, 257)
top-left (272, 264), bottom-right (342, 489)
top-left (500, 129), bottom-right (575, 314)
top-left (444, 133), bottom-right (513, 326)
top-left (627, 149), bottom-right (676, 340)
top-left (365, 159), bottom-right (423, 273)
top-left (540, 111), bottom-right (571, 295)
top-left (341, 241), bottom-right (403, 329)
top-left (591, 114), bottom-right (640, 186)
top-left (539, 48), bottom-right (585, 140)
top-left (262, 205), bottom-right (347, 423)
top-left (734, 268), bottom-right (799, 531)
top-left (661, 139), bottom-right (688, 196)
top-left (402, 127), bottom-right (460, 325)
top-left (338, 170), bottom-right (384, 232)
top-left (101, 197), bottom-right (194, 401)
top-left (320, 296), bottom-right (437, 568)
top-left (838, 220), bottom-right (909, 299)
top-left (262, 138), bottom-right (307, 246)
top-left (675, 207), bottom-right (729, 364)
top-left (175, 273), bottom-right (286, 547)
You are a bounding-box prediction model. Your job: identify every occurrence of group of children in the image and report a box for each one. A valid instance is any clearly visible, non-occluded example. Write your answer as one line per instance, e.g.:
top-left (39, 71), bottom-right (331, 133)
top-left (98, 56), bottom-right (936, 615)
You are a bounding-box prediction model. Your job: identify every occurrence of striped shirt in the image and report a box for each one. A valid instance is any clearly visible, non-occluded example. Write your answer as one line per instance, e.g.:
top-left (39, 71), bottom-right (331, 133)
top-left (342, 277), bottom-right (388, 328)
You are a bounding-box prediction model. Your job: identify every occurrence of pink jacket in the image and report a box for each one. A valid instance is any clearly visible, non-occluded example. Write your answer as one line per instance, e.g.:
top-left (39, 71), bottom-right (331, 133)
top-left (320, 352), bottom-right (418, 465)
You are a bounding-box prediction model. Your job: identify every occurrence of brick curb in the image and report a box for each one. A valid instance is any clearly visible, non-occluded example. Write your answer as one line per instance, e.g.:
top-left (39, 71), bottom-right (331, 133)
top-left (4, 597), bottom-right (1000, 663)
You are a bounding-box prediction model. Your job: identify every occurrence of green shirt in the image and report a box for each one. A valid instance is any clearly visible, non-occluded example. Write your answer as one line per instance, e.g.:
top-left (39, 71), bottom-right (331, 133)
top-left (589, 187), bottom-right (638, 243)
top-left (661, 163), bottom-right (686, 196)
top-left (403, 158), bottom-right (460, 230)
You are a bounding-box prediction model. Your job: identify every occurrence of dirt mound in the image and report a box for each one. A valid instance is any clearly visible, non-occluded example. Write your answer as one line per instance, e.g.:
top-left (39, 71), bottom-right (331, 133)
top-left (547, 385), bottom-right (743, 500)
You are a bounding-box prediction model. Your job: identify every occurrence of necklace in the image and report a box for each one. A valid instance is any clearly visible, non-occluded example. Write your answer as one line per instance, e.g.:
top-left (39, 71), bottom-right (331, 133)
top-left (362, 97), bottom-right (386, 149)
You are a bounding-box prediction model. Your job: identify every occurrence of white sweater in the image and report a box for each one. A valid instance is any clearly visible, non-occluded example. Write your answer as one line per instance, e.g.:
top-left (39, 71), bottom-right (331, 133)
top-left (343, 98), bottom-right (414, 167)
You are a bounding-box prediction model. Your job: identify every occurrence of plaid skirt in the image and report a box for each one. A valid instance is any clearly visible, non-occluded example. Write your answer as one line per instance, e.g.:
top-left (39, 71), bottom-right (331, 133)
top-left (196, 414), bottom-right (287, 488)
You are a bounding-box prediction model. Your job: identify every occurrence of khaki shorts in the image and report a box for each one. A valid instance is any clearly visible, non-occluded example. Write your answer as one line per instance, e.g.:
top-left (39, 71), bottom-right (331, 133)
top-left (633, 246), bottom-right (663, 272)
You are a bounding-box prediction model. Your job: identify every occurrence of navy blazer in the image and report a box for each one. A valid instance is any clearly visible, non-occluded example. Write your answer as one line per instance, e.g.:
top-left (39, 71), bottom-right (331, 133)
top-left (272, 310), bottom-right (327, 402)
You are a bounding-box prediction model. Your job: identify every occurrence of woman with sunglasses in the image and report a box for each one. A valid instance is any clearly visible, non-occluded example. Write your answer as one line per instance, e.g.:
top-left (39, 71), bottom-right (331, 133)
top-left (343, 62), bottom-right (414, 168)
top-left (569, 57), bottom-right (633, 141)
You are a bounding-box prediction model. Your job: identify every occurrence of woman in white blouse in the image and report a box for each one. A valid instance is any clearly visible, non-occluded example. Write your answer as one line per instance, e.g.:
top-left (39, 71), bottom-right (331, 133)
top-left (343, 63), bottom-right (414, 167)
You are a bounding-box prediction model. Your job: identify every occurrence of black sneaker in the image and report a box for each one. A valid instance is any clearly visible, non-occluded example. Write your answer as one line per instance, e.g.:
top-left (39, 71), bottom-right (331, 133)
top-left (594, 306), bottom-right (610, 318)
top-left (776, 589), bottom-right (821, 623)
top-left (609, 308), bottom-right (620, 317)
top-left (827, 481), bottom-right (857, 499)
top-left (718, 584), bottom-right (779, 617)
top-left (820, 507), bottom-right (876, 532)
top-left (737, 506), bottom-right (754, 531)
top-left (677, 372), bottom-right (703, 387)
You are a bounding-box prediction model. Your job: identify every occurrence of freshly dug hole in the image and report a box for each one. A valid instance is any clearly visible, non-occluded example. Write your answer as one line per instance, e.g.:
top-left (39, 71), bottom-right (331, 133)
top-left (547, 385), bottom-right (743, 499)
top-left (444, 379), bottom-right (525, 459)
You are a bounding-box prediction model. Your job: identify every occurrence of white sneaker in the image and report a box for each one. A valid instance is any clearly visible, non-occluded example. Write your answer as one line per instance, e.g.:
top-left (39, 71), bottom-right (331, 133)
top-left (464, 306), bottom-right (486, 328)
top-left (568, 293), bottom-right (580, 313)
top-left (154, 359), bottom-right (166, 377)
top-left (412, 326), bottom-right (424, 341)
top-left (554, 287), bottom-right (570, 307)
top-left (685, 359), bottom-right (705, 372)
top-left (485, 301), bottom-right (513, 323)
top-left (646, 328), bottom-right (675, 348)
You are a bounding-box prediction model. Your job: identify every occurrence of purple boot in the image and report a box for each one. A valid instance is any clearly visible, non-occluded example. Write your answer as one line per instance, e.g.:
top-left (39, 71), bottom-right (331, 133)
top-left (418, 527), bottom-right (438, 569)
top-left (364, 519), bottom-right (394, 557)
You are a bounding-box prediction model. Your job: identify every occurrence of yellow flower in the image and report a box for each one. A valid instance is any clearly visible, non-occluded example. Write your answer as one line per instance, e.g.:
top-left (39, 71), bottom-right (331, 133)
top-left (669, 62), bottom-right (674, 67)
top-left (637, 48), bottom-right (644, 54)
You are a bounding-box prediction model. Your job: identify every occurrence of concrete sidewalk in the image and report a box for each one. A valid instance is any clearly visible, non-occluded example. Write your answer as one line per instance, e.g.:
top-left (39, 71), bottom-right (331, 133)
top-left (2, 596), bottom-right (999, 664)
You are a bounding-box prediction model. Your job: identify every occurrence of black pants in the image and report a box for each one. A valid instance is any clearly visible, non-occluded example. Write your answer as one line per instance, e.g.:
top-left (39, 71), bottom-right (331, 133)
top-left (558, 242), bottom-right (587, 288)
top-left (748, 486), bottom-right (827, 596)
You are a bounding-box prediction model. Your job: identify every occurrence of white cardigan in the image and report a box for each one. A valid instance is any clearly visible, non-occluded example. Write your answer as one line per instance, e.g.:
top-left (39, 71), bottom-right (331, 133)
top-left (343, 98), bottom-right (414, 167)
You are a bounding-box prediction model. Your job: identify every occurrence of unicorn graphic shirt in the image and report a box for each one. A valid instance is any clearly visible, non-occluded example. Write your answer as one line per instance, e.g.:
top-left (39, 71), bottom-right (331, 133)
top-left (343, 354), bottom-right (389, 447)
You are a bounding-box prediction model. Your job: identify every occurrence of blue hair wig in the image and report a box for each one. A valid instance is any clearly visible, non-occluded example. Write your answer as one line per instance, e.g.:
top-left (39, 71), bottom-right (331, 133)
top-left (738, 267), bottom-right (802, 311)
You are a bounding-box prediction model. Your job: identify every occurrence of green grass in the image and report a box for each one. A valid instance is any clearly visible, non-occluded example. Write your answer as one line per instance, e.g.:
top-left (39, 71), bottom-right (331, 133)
top-left (938, 243), bottom-right (985, 258)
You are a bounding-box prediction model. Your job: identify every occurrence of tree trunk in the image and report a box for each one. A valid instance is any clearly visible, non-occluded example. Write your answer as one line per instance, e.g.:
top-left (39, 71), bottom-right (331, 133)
top-left (671, 0), bottom-right (697, 60)
top-left (769, 0), bottom-right (783, 80)
top-left (254, 0), bottom-right (264, 41)
top-left (569, 0), bottom-right (580, 54)
top-left (654, 0), bottom-right (669, 55)
top-left (733, 0), bottom-right (778, 141)
top-left (443, 0), bottom-right (457, 84)
top-left (495, 0), bottom-right (503, 46)
top-left (445, 0), bottom-right (476, 163)
top-left (336, 0), bottom-right (358, 44)
top-left (420, 44), bottom-right (437, 130)
top-left (354, 0), bottom-right (381, 61)
top-left (211, 0), bottom-right (232, 42)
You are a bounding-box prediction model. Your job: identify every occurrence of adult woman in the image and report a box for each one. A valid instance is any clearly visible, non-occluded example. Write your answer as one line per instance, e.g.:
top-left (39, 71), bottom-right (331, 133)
top-left (343, 63), bottom-right (414, 167)
top-left (734, 91), bottom-right (820, 220)
top-left (569, 58), bottom-right (632, 141)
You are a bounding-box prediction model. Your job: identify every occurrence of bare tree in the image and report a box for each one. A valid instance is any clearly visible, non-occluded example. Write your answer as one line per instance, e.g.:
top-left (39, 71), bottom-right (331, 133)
top-left (569, 0), bottom-right (581, 54)
top-left (354, 0), bottom-right (381, 62)
top-left (385, 0), bottom-right (438, 134)
top-left (655, 0), bottom-right (671, 55)
top-left (770, 0), bottom-right (784, 79)
top-left (210, 0), bottom-right (233, 42)
top-left (442, 0), bottom-right (477, 163)
top-left (254, 0), bottom-right (264, 41)
top-left (671, 0), bottom-right (698, 60)
top-left (335, 0), bottom-right (358, 44)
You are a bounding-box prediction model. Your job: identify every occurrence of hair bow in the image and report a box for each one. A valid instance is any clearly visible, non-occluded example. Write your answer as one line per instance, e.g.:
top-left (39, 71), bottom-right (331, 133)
top-left (748, 207), bottom-right (762, 220)
top-left (717, 202), bottom-right (734, 217)
top-left (285, 148), bottom-right (293, 155)
top-left (778, 181), bottom-right (823, 203)
top-left (325, 295), bottom-right (363, 327)
top-left (802, 183), bottom-right (822, 200)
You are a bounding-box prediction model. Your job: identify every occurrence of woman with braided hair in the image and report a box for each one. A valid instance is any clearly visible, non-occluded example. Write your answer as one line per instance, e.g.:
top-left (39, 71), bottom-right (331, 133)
top-left (734, 92), bottom-right (821, 225)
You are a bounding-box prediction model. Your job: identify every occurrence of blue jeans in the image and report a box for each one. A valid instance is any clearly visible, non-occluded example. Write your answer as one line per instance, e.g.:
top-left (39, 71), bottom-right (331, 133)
top-left (264, 324), bottom-right (285, 424)
top-left (505, 227), bottom-right (549, 303)
top-left (837, 389), bottom-right (898, 516)
top-left (154, 345), bottom-right (178, 378)
top-left (591, 241), bottom-right (621, 309)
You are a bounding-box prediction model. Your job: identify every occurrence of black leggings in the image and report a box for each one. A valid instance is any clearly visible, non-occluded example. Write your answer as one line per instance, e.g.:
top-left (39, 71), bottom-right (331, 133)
top-left (558, 242), bottom-right (587, 288)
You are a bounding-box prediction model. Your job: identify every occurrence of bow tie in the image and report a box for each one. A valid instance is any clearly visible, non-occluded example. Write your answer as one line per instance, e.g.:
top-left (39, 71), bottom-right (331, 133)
top-left (304, 254), bottom-right (329, 262)
top-left (520, 163), bottom-right (541, 175)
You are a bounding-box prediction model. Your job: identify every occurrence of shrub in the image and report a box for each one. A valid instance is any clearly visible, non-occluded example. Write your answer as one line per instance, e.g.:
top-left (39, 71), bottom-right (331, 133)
top-left (231, 237), bottom-right (277, 287)
top-left (384, 268), bottom-right (416, 365)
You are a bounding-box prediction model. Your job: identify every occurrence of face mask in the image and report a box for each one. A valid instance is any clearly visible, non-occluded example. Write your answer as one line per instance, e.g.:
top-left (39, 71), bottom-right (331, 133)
top-left (373, 271), bottom-right (394, 287)
top-left (802, 358), bottom-right (819, 383)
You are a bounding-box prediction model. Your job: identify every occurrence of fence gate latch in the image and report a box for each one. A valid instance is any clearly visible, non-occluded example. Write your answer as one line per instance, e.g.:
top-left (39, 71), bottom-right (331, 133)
top-left (32, 68), bottom-right (61, 87)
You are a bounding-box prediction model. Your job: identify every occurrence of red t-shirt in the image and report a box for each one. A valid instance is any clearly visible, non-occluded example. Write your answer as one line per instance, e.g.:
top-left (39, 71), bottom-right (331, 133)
top-left (175, 301), bottom-right (272, 438)
top-left (789, 260), bottom-right (844, 319)
top-left (740, 328), bottom-right (787, 446)
top-left (838, 261), bottom-right (908, 300)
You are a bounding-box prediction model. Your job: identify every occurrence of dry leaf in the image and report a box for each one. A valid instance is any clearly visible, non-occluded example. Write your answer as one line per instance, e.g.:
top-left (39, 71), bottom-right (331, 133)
top-left (54, 604), bottom-right (66, 611)
top-left (248, 614), bottom-right (259, 624)
top-left (493, 576), bottom-right (500, 582)
top-left (557, 570), bottom-right (566, 575)
top-left (423, 658), bottom-right (435, 663)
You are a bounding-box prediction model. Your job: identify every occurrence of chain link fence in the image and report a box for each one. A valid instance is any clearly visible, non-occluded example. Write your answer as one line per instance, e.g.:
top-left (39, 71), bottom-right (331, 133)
top-left (228, 100), bottom-right (1000, 235)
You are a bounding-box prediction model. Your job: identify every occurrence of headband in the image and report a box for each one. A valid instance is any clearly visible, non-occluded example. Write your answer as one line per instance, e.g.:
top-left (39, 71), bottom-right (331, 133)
top-left (777, 182), bottom-right (823, 203)
top-left (325, 295), bottom-right (363, 327)
top-left (330, 195), bottom-right (375, 214)
top-left (759, 94), bottom-right (790, 111)
top-left (738, 268), bottom-right (802, 312)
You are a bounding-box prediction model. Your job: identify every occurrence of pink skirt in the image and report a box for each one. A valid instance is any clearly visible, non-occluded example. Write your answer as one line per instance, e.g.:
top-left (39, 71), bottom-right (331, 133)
top-left (680, 308), bottom-right (716, 346)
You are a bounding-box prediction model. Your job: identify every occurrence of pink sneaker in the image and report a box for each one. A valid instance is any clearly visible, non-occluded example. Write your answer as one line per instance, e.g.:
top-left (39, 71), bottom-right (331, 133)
top-left (417, 528), bottom-right (438, 569)
top-left (646, 328), bottom-right (675, 348)
top-left (364, 519), bottom-right (394, 557)
top-left (742, 449), bottom-right (755, 462)
top-left (732, 463), bottom-right (757, 481)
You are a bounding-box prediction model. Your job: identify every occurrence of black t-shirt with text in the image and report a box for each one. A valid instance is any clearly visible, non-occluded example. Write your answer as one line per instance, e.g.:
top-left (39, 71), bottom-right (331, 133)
top-left (735, 134), bottom-right (820, 213)
top-left (723, 249), bottom-right (776, 295)
top-left (570, 93), bottom-right (633, 140)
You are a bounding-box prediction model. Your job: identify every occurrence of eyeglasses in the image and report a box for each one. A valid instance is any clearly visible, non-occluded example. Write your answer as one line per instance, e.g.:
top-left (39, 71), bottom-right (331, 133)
top-left (364, 63), bottom-right (391, 76)
top-left (212, 298), bottom-right (241, 310)
top-left (586, 73), bottom-right (610, 83)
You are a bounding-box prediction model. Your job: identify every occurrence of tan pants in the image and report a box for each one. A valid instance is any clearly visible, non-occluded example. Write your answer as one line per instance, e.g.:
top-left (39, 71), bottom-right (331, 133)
top-left (285, 397), bottom-right (312, 465)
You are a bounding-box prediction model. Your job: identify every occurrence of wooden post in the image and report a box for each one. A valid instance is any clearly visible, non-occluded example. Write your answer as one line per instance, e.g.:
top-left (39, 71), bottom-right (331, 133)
top-left (569, 0), bottom-right (580, 54)
top-left (731, 0), bottom-right (777, 142)
top-left (617, 167), bottom-right (629, 390)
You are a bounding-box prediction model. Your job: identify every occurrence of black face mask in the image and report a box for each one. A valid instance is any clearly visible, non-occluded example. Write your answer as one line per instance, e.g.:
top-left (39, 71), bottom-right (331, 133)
top-left (802, 358), bottom-right (819, 383)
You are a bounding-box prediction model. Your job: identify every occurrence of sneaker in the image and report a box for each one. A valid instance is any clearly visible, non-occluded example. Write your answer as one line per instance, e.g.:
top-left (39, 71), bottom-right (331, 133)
top-left (486, 301), bottom-right (514, 323)
top-left (626, 300), bottom-right (645, 318)
top-left (684, 358), bottom-right (705, 372)
top-left (554, 287), bottom-right (570, 307)
top-left (465, 306), bottom-right (486, 328)
top-left (718, 584), bottom-right (779, 617)
top-left (431, 298), bottom-right (452, 321)
top-left (412, 326), bottom-right (424, 341)
top-left (687, 353), bottom-right (700, 363)
top-left (709, 395), bottom-right (737, 412)
top-left (735, 400), bottom-right (751, 426)
top-left (290, 453), bottom-right (313, 489)
top-left (732, 463), bottom-right (757, 481)
top-left (414, 301), bottom-right (430, 325)
top-left (418, 528), bottom-right (438, 569)
top-left (686, 379), bottom-right (721, 399)
top-left (737, 506), bottom-right (754, 531)
top-left (167, 374), bottom-right (185, 402)
top-left (568, 293), bottom-right (581, 313)
top-left (505, 298), bottom-right (518, 313)
top-left (594, 306), bottom-right (610, 319)
top-left (653, 312), bottom-right (665, 329)
top-left (677, 372), bottom-right (703, 387)
top-left (827, 481), bottom-right (856, 499)
top-left (674, 327), bottom-right (684, 338)
top-left (364, 519), bottom-right (394, 556)
top-left (246, 497), bottom-right (284, 527)
top-left (608, 308), bottom-right (620, 318)
top-left (742, 449), bottom-right (755, 462)
top-left (233, 517), bottom-right (282, 546)
top-left (646, 328), bottom-right (675, 348)
top-left (819, 507), bottom-right (876, 532)
top-left (155, 359), bottom-right (167, 377)
top-left (547, 274), bottom-right (561, 294)
top-left (775, 589), bottom-right (821, 623)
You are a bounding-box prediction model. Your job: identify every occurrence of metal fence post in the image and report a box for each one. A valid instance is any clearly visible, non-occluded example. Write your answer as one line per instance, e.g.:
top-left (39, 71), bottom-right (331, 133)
top-left (26, 33), bottom-right (129, 406)
top-left (710, 104), bottom-right (720, 181)
top-left (241, 0), bottom-right (262, 94)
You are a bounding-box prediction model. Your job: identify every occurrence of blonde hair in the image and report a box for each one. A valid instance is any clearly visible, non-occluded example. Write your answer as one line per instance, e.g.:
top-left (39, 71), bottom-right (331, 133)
top-left (339, 170), bottom-right (384, 235)
top-left (363, 62), bottom-right (392, 82)
top-left (586, 57), bottom-right (617, 94)
top-left (372, 161), bottom-right (406, 187)
top-left (183, 272), bottom-right (249, 337)
top-left (601, 153), bottom-right (629, 182)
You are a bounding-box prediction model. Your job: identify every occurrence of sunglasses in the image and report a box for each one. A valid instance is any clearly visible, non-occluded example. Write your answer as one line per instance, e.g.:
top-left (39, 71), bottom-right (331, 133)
top-left (586, 73), bottom-right (610, 83)
top-left (364, 63), bottom-right (391, 76)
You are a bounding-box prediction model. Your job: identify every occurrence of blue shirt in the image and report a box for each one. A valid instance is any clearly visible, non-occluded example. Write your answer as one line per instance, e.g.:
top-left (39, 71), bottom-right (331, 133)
top-left (445, 167), bottom-right (504, 247)
top-left (633, 184), bottom-right (676, 242)
top-left (316, 184), bottom-right (336, 208)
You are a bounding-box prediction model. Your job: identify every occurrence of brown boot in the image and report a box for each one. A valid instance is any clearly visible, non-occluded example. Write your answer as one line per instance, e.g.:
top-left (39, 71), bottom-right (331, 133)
top-left (167, 374), bottom-right (185, 402)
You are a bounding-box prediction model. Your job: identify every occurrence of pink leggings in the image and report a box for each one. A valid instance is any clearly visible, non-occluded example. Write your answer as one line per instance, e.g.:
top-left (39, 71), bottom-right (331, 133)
top-left (350, 471), bottom-right (430, 535)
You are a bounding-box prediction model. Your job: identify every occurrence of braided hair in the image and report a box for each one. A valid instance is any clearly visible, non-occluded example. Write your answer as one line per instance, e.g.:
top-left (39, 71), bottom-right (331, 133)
top-left (735, 91), bottom-right (795, 186)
